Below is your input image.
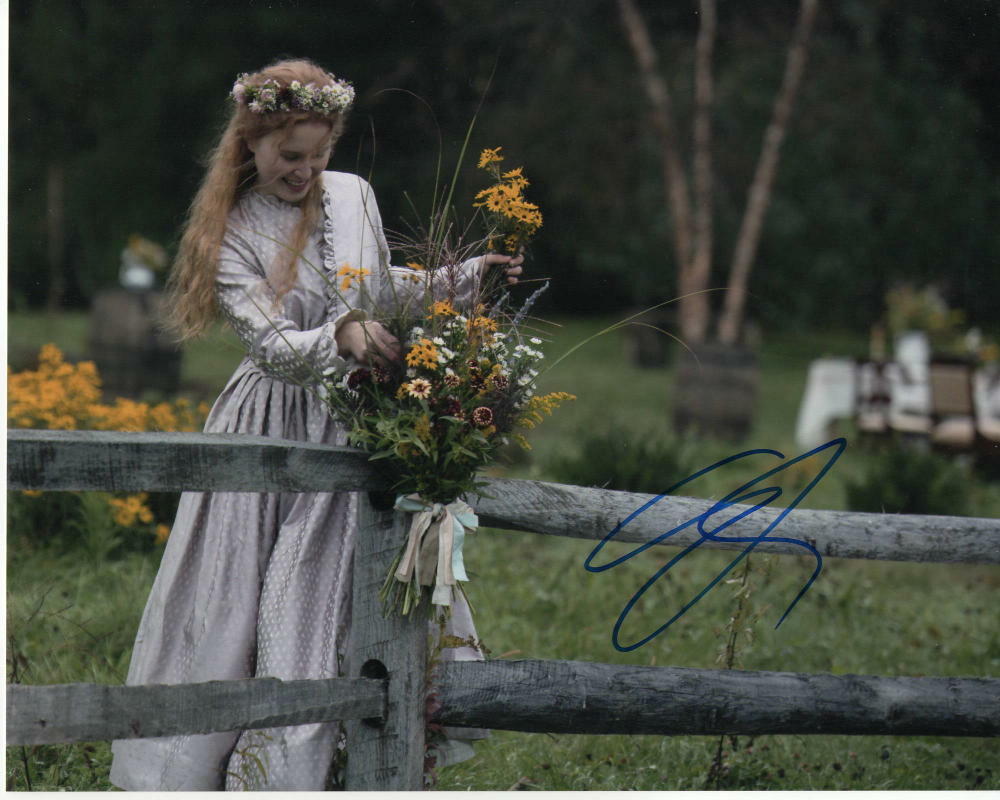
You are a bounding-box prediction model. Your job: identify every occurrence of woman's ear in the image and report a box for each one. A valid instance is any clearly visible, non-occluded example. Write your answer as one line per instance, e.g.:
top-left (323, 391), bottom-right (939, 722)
top-left (246, 137), bottom-right (257, 154)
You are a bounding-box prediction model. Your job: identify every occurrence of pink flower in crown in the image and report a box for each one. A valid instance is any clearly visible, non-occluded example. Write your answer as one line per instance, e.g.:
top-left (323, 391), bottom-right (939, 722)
top-left (231, 82), bottom-right (247, 103)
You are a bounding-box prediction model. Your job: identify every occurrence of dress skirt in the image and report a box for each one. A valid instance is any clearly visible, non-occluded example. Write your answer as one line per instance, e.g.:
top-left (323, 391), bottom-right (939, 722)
top-left (109, 361), bottom-right (484, 791)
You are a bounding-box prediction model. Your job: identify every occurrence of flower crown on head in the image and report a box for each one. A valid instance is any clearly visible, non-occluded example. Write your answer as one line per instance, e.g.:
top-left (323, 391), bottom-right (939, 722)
top-left (230, 72), bottom-right (355, 115)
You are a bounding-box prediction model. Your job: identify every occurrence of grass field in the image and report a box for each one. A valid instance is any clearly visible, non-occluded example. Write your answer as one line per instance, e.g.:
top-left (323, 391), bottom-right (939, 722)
top-left (6, 311), bottom-right (999, 791)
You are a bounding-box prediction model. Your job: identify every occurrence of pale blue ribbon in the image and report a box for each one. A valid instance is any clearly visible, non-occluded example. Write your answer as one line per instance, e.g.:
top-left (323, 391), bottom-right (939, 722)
top-left (393, 494), bottom-right (479, 605)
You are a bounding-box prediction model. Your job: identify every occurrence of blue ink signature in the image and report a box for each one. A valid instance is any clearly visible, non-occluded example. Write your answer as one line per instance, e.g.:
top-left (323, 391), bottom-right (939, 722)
top-left (584, 438), bottom-right (847, 652)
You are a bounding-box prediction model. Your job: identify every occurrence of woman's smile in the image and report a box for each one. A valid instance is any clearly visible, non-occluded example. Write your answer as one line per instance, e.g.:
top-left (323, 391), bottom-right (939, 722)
top-left (249, 120), bottom-right (332, 204)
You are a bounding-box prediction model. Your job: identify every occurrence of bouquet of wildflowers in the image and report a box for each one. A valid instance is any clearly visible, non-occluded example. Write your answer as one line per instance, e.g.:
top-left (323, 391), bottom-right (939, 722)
top-left (319, 148), bottom-right (572, 615)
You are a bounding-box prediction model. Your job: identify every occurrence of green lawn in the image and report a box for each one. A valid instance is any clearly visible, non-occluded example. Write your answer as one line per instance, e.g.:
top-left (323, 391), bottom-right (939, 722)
top-left (6, 312), bottom-right (999, 791)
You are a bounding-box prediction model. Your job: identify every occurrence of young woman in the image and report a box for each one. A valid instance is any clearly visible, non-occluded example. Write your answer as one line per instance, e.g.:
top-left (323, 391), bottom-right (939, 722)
top-left (109, 58), bottom-right (522, 791)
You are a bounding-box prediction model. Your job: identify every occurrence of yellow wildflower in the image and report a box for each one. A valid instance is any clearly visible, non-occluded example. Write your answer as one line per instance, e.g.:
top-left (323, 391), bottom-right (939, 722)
top-left (405, 262), bottom-right (426, 284)
top-left (155, 524), bottom-right (171, 545)
top-left (428, 299), bottom-right (458, 318)
top-left (477, 147), bottom-right (504, 169)
top-left (517, 391), bottom-right (576, 429)
top-left (405, 339), bottom-right (440, 370)
top-left (8, 344), bottom-right (211, 534)
top-left (337, 263), bottom-right (371, 291)
top-left (469, 316), bottom-right (498, 333)
top-left (107, 493), bottom-right (154, 527)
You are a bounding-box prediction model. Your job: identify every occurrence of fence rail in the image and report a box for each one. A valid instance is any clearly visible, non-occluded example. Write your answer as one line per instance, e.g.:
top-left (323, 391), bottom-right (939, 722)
top-left (6, 677), bottom-right (384, 746)
top-left (9, 660), bottom-right (999, 747)
top-left (10, 429), bottom-right (1000, 564)
top-left (7, 428), bottom-right (1000, 790)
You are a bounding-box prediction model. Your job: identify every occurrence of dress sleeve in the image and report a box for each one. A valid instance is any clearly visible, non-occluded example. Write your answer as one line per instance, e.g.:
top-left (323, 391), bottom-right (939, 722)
top-left (381, 258), bottom-right (482, 312)
top-left (322, 172), bottom-right (483, 317)
top-left (216, 225), bottom-right (360, 385)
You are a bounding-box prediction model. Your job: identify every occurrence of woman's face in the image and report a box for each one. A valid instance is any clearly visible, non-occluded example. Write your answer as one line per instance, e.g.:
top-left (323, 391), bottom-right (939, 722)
top-left (249, 120), bottom-right (333, 204)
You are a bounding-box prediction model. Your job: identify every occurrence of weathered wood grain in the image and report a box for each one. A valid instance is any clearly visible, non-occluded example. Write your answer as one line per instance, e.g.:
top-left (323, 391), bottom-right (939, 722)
top-left (344, 498), bottom-right (428, 791)
top-left (435, 659), bottom-right (1000, 737)
top-left (8, 659), bottom-right (997, 746)
top-left (473, 478), bottom-right (1000, 565)
top-left (6, 677), bottom-right (383, 746)
top-left (6, 429), bottom-right (388, 492)
top-left (8, 430), bottom-right (999, 564)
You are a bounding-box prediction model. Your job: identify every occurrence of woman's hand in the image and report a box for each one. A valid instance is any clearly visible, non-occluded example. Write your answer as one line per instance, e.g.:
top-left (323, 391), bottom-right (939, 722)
top-left (335, 319), bottom-right (401, 366)
top-left (479, 252), bottom-right (525, 285)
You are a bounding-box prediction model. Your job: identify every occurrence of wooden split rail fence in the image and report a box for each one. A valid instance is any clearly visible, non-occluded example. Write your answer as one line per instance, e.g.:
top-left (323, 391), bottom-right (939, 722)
top-left (7, 429), bottom-right (1000, 790)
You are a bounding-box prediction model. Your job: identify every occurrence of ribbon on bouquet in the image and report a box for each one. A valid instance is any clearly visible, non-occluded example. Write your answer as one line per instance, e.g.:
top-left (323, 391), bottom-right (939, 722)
top-left (393, 494), bottom-right (479, 607)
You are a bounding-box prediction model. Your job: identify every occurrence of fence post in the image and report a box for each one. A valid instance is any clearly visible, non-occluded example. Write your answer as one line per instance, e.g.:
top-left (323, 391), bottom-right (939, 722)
top-left (344, 494), bottom-right (427, 790)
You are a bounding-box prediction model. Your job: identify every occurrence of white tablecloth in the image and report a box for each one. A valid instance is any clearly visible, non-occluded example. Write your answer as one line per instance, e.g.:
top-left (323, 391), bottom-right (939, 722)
top-left (795, 358), bottom-right (1000, 449)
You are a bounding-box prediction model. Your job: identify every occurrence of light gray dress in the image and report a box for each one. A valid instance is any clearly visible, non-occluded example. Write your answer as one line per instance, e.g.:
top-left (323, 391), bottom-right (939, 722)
top-left (110, 172), bottom-right (484, 791)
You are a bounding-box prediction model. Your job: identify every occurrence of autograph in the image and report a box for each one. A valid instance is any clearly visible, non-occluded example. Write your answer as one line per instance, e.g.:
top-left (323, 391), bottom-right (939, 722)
top-left (584, 438), bottom-right (847, 652)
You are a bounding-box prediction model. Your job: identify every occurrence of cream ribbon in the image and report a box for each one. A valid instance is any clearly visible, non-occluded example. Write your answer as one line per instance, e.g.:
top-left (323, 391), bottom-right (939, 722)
top-left (393, 494), bottom-right (478, 607)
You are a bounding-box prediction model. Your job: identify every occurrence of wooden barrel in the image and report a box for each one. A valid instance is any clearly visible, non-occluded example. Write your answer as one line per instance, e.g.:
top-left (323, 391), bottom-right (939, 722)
top-left (88, 289), bottom-right (182, 398)
top-left (672, 342), bottom-right (758, 442)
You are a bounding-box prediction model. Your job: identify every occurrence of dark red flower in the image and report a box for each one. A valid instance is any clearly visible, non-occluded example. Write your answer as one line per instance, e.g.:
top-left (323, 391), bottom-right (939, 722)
top-left (439, 397), bottom-right (464, 418)
top-left (472, 406), bottom-right (493, 427)
top-left (346, 368), bottom-right (371, 391)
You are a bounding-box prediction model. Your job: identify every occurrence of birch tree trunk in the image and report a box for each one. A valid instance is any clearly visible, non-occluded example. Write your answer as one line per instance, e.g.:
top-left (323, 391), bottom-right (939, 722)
top-left (620, 0), bottom-right (818, 348)
top-left (717, 0), bottom-right (820, 345)
top-left (689, 0), bottom-right (717, 346)
top-left (617, 0), bottom-right (702, 343)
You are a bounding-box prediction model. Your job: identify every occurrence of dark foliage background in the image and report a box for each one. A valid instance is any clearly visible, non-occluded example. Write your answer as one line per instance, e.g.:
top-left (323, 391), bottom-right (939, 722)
top-left (9, 0), bottom-right (999, 332)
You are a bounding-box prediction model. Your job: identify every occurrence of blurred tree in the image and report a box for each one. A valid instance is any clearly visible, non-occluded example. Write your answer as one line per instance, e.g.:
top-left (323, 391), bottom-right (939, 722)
top-left (7, 0), bottom-right (999, 337)
top-left (617, 0), bottom-right (819, 346)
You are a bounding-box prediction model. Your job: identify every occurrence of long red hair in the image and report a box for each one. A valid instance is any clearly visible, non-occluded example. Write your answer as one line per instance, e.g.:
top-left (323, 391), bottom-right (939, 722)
top-left (164, 59), bottom-right (349, 340)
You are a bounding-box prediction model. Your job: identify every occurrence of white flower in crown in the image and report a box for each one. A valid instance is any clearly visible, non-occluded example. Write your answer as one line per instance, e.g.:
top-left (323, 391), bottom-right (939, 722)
top-left (233, 71), bottom-right (354, 115)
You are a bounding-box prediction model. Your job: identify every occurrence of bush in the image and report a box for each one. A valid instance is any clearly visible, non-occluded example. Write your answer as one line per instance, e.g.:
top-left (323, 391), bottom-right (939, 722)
top-left (7, 344), bottom-right (208, 550)
top-left (545, 426), bottom-right (698, 495)
top-left (843, 446), bottom-right (971, 516)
